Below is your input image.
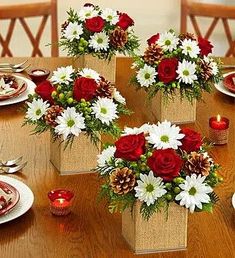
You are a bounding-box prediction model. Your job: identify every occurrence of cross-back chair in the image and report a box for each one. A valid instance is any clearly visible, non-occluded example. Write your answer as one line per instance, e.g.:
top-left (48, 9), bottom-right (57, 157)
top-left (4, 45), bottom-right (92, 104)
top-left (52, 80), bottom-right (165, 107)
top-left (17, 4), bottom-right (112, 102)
top-left (180, 0), bottom-right (235, 57)
top-left (0, 0), bottom-right (58, 57)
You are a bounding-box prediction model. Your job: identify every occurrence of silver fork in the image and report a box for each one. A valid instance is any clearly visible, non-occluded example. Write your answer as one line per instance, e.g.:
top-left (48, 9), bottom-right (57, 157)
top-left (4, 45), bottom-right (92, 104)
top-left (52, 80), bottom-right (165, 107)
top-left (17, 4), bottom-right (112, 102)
top-left (0, 60), bottom-right (28, 69)
top-left (0, 64), bottom-right (30, 73)
top-left (0, 156), bottom-right (23, 166)
top-left (0, 162), bottom-right (27, 174)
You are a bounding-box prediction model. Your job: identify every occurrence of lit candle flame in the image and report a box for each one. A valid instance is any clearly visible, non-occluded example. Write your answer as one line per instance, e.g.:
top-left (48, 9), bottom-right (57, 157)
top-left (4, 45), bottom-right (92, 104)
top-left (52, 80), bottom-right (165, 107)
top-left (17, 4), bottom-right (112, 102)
top-left (58, 198), bottom-right (64, 204)
top-left (217, 114), bottom-right (221, 122)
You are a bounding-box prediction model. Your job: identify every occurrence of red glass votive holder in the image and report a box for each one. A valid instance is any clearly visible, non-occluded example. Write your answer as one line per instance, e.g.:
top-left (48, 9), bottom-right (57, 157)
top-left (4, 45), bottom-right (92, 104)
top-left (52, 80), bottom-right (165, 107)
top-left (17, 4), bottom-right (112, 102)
top-left (48, 189), bottom-right (74, 216)
top-left (209, 115), bottom-right (229, 145)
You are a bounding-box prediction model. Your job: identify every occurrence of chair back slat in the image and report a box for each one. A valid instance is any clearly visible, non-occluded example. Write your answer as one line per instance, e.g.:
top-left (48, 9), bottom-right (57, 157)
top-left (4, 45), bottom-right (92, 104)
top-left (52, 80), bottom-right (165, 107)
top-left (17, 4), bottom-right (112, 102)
top-left (0, 0), bottom-right (58, 57)
top-left (181, 0), bottom-right (235, 57)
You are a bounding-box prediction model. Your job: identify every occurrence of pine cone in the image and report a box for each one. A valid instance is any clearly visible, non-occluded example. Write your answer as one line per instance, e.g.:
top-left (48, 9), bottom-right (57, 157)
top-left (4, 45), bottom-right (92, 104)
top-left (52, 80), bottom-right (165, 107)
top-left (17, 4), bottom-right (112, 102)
top-left (110, 27), bottom-right (128, 48)
top-left (179, 32), bottom-right (196, 41)
top-left (184, 152), bottom-right (211, 176)
top-left (200, 60), bottom-right (213, 80)
top-left (44, 105), bottom-right (64, 127)
top-left (143, 44), bottom-right (163, 65)
top-left (110, 167), bottom-right (136, 195)
top-left (96, 77), bottom-right (114, 98)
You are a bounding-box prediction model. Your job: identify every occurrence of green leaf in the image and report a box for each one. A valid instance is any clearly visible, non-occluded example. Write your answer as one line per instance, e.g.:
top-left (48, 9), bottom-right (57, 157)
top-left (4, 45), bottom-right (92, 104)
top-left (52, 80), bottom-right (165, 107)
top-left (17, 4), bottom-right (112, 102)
top-left (201, 202), bottom-right (213, 213)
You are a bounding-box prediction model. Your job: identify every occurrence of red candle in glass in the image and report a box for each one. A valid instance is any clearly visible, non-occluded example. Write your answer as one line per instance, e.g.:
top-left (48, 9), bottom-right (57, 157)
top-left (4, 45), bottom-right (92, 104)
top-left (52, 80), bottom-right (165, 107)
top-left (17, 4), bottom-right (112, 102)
top-left (209, 115), bottom-right (229, 145)
top-left (48, 189), bottom-right (74, 216)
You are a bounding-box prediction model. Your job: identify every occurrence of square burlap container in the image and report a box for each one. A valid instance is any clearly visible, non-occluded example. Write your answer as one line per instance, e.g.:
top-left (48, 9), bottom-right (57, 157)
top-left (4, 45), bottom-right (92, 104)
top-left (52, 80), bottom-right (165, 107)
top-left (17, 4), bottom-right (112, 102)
top-left (122, 202), bottom-right (188, 254)
top-left (50, 133), bottom-right (101, 175)
top-left (72, 55), bottom-right (116, 85)
top-left (148, 91), bottom-right (196, 124)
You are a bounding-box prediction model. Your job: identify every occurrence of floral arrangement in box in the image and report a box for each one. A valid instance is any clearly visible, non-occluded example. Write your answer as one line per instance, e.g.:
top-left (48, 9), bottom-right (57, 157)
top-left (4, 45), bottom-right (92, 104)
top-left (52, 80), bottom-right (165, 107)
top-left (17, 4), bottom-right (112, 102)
top-left (96, 121), bottom-right (223, 220)
top-left (131, 29), bottom-right (222, 102)
top-left (59, 3), bottom-right (139, 60)
top-left (24, 66), bottom-right (130, 146)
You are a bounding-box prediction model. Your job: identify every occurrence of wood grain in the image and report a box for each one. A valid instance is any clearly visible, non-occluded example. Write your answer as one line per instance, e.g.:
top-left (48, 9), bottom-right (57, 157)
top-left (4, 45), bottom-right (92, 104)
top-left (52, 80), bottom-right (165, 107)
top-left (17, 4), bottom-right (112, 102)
top-left (0, 57), bottom-right (234, 258)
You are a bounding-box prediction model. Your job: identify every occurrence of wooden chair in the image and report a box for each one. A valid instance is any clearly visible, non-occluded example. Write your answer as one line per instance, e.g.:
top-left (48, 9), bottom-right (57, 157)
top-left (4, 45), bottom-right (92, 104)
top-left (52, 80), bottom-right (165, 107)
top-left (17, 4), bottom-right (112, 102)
top-left (180, 0), bottom-right (235, 57)
top-left (0, 0), bottom-right (58, 57)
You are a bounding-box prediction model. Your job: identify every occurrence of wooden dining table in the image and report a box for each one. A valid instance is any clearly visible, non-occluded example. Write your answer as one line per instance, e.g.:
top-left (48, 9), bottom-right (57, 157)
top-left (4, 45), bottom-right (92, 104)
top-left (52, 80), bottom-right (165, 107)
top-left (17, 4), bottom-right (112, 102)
top-left (0, 57), bottom-right (234, 258)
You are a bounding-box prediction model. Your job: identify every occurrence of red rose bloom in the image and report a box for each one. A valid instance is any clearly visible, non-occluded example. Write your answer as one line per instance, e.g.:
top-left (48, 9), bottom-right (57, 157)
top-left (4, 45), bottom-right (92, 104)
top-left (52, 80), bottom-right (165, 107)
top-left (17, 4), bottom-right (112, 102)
top-left (35, 80), bottom-right (55, 104)
top-left (84, 3), bottom-right (94, 7)
top-left (116, 13), bottom-right (134, 30)
top-left (198, 37), bottom-right (213, 56)
top-left (147, 149), bottom-right (182, 182)
top-left (73, 77), bottom-right (98, 102)
top-left (85, 16), bottom-right (105, 32)
top-left (147, 33), bottom-right (160, 45)
top-left (180, 128), bottom-right (203, 153)
top-left (114, 133), bottom-right (145, 161)
top-left (158, 58), bottom-right (178, 84)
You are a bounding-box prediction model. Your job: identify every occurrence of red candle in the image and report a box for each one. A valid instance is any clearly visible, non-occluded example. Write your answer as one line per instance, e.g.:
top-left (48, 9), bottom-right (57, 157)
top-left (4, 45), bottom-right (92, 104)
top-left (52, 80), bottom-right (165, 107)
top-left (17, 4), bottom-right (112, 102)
top-left (209, 115), bottom-right (229, 145)
top-left (209, 115), bottom-right (229, 130)
top-left (48, 189), bottom-right (74, 216)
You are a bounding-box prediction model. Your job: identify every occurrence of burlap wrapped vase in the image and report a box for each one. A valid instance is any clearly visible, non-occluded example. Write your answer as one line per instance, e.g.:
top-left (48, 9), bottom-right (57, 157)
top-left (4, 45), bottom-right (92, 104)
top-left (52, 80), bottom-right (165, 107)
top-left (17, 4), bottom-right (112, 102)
top-left (50, 132), bottom-right (101, 175)
top-left (122, 201), bottom-right (188, 254)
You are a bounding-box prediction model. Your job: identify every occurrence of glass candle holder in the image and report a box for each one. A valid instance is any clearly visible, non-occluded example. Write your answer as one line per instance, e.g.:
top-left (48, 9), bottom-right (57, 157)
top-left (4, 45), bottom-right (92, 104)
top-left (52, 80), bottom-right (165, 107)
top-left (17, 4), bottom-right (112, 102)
top-left (48, 189), bottom-right (74, 216)
top-left (209, 115), bottom-right (229, 145)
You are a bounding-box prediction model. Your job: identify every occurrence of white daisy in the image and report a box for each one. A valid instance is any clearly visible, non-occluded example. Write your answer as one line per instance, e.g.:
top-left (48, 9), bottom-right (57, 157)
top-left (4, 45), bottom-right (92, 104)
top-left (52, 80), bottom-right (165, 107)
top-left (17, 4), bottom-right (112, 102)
top-left (55, 107), bottom-right (86, 140)
top-left (122, 123), bottom-right (152, 136)
top-left (92, 97), bottom-right (118, 125)
top-left (101, 8), bottom-right (119, 25)
top-left (51, 66), bottom-right (74, 85)
top-left (134, 171), bottom-right (167, 206)
top-left (26, 99), bottom-right (49, 121)
top-left (147, 120), bottom-right (184, 149)
top-left (79, 68), bottom-right (100, 82)
top-left (176, 59), bottom-right (197, 84)
top-left (175, 174), bottom-right (213, 213)
top-left (157, 31), bottom-right (179, 52)
top-left (112, 89), bottom-right (126, 104)
top-left (89, 32), bottom-right (109, 52)
top-left (63, 22), bottom-right (83, 41)
top-left (97, 146), bottom-right (116, 168)
top-left (180, 39), bottom-right (200, 58)
top-left (136, 64), bottom-right (157, 87)
top-left (78, 6), bottom-right (99, 21)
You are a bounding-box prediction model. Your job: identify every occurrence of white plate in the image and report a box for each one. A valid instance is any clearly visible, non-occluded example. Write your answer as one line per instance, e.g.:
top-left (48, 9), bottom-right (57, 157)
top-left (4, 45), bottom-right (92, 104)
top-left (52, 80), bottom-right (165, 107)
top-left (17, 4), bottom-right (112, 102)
top-left (214, 72), bottom-right (235, 98)
top-left (0, 176), bottom-right (34, 224)
top-left (232, 193), bottom-right (235, 209)
top-left (0, 75), bottom-right (36, 106)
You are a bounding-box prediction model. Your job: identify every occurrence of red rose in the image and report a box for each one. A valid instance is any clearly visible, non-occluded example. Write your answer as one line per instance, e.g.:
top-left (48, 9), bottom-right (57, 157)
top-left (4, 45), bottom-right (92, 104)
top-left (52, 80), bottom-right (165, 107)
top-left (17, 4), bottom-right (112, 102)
top-left (116, 13), bottom-right (134, 30)
top-left (73, 77), bottom-right (98, 102)
top-left (158, 58), bottom-right (178, 84)
top-left (114, 133), bottom-right (145, 161)
top-left (85, 16), bottom-right (105, 33)
top-left (35, 80), bottom-right (55, 104)
top-left (198, 37), bottom-right (213, 56)
top-left (147, 33), bottom-right (160, 45)
top-left (147, 149), bottom-right (182, 181)
top-left (180, 128), bottom-right (203, 153)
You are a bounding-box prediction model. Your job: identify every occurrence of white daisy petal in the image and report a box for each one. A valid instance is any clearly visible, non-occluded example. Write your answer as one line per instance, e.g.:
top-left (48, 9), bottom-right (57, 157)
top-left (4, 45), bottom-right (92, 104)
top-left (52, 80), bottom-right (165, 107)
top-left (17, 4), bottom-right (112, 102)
top-left (55, 107), bottom-right (85, 140)
top-left (112, 89), bottom-right (126, 104)
top-left (51, 66), bottom-right (74, 85)
top-left (89, 32), bottom-right (109, 52)
top-left (63, 22), bottom-right (83, 41)
top-left (134, 171), bottom-right (167, 206)
top-left (78, 6), bottom-right (99, 21)
top-left (180, 39), bottom-right (200, 58)
top-left (175, 174), bottom-right (213, 213)
top-left (79, 68), bottom-right (100, 82)
top-left (176, 59), bottom-right (197, 84)
top-left (157, 31), bottom-right (179, 52)
top-left (92, 97), bottom-right (118, 125)
top-left (136, 64), bottom-right (157, 87)
top-left (97, 146), bottom-right (116, 168)
top-left (101, 8), bottom-right (119, 25)
top-left (26, 99), bottom-right (50, 121)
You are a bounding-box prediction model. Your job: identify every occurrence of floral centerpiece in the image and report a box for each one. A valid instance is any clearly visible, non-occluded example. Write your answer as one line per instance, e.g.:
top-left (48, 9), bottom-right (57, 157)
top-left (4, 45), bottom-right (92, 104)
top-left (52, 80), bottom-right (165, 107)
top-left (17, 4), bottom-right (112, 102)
top-left (96, 121), bottom-right (222, 220)
top-left (59, 3), bottom-right (139, 60)
top-left (24, 66), bottom-right (129, 146)
top-left (131, 30), bottom-right (222, 102)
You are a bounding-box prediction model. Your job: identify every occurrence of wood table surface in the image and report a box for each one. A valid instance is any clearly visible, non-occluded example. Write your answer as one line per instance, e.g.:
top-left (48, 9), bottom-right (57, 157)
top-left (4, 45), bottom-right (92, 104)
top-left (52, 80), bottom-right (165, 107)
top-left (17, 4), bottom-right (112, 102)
top-left (0, 57), bottom-right (234, 258)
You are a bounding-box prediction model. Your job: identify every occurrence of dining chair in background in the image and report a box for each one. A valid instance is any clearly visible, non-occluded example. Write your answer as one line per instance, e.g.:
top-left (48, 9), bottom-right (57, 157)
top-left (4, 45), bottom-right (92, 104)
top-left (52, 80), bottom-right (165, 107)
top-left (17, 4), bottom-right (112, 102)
top-left (0, 0), bottom-right (58, 57)
top-left (180, 0), bottom-right (235, 57)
